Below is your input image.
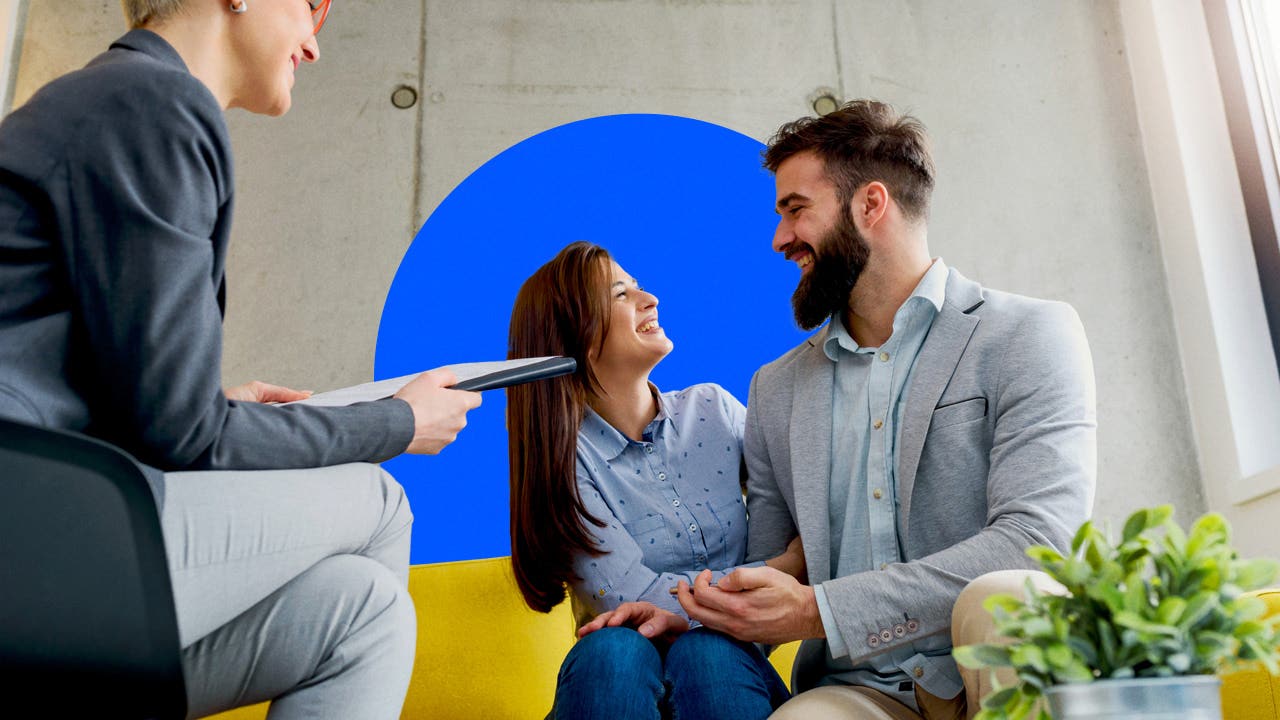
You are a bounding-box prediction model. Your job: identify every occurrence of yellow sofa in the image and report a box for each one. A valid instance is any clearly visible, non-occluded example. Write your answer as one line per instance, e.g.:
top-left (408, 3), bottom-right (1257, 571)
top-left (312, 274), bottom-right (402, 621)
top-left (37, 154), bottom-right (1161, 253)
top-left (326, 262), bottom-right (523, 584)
top-left (206, 560), bottom-right (1276, 720)
top-left (206, 556), bottom-right (798, 720)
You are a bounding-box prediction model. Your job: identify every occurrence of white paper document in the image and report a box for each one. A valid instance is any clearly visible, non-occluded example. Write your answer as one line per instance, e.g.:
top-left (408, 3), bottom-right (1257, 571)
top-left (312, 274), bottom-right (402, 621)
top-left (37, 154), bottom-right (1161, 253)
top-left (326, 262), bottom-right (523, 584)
top-left (285, 357), bottom-right (572, 408)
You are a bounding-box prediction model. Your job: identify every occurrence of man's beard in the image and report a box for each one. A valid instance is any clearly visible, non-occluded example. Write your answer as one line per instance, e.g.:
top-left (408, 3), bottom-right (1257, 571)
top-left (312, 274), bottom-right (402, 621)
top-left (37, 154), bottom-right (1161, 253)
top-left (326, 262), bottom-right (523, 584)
top-left (791, 210), bottom-right (871, 330)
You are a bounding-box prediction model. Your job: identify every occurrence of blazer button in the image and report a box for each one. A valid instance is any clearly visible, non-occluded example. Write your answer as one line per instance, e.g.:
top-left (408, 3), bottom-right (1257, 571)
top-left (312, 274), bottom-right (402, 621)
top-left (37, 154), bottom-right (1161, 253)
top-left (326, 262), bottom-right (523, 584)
top-left (880, 629), bottom-right (893, 643)
top-left (867, 634), bottom-right (881, 648)
top-left (906, 619), bottom-right (919, 633)
top-left (893, 623), bottom-right (906, 637)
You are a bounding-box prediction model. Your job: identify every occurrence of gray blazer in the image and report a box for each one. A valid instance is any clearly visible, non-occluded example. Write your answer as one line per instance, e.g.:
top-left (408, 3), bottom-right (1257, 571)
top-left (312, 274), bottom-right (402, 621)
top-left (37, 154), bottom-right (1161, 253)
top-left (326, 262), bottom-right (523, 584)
top-left (744, 268), bottom-right (1096, 690)
top-left (0, 30), bottom-right (413, 501)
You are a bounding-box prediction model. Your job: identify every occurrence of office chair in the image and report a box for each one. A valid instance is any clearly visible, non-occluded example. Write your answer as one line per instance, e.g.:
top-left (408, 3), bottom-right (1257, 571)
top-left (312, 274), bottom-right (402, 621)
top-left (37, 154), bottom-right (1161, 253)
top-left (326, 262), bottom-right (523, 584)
top-left (0, 416), bottom-right (185, 718)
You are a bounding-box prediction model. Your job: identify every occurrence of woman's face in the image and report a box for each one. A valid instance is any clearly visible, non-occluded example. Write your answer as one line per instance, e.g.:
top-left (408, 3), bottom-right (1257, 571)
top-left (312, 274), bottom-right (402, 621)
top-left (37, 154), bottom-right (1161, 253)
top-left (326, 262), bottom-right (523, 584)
top-left (593, 260), bottom-right (674, 377)
top-left (228, 0), bottom-right (320, 116)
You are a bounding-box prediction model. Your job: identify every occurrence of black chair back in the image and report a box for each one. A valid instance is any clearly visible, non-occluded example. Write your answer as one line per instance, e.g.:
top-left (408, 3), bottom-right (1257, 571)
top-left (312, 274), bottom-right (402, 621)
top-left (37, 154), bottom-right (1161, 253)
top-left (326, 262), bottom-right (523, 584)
top-left (0, 417), bottom-right (185, 717)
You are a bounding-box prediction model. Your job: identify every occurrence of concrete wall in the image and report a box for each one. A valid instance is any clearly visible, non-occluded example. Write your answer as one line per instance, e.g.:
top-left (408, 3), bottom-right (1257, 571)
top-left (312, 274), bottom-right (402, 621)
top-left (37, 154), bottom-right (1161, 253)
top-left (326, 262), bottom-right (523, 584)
top-left (10, 0), bottom-right (1208, 535)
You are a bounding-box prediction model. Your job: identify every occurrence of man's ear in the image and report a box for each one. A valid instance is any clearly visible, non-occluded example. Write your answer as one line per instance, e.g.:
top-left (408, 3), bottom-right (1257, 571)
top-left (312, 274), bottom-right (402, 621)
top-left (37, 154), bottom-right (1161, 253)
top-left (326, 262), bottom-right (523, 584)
top-left (851, 181), bottom-right (890, 231)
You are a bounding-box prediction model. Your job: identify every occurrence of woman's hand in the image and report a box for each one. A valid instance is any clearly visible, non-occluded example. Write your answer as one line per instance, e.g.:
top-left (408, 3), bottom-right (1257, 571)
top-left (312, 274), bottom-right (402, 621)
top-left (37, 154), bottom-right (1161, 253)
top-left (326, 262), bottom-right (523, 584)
top-left (393, 369), bottom-right (483, 455)
top-left (764, 535), bottom-right (807, 581)
top-left (224, 380), bottom-right (312, 404)
top-left (576, 601), bottom-right (690, 644)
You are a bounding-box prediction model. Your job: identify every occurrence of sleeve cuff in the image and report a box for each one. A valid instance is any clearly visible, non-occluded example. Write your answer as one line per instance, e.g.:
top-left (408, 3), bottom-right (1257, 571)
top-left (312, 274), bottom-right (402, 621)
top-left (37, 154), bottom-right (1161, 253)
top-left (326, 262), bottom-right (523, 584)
top-left (814, 583), bottom-right (850, 659)
top-left (369, 397), bottom-right (415, 460)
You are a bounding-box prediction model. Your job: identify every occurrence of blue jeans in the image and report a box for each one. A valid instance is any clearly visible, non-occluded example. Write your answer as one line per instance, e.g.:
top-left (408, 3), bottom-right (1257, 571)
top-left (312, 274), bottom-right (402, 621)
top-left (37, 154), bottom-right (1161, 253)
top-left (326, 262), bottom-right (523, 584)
top-left (551, 626), bottom-right (791, 720)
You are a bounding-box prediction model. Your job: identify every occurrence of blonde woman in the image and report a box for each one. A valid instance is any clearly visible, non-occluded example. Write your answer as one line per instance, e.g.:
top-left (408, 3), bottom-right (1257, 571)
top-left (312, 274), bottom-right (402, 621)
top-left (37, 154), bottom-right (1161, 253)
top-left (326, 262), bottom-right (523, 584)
top-left (0, 2), bottom-right (481, 717)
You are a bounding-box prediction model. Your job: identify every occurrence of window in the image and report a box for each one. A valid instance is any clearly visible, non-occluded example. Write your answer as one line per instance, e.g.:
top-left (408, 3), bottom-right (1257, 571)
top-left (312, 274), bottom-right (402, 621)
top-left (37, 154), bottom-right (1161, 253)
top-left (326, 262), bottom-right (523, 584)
top-left (1205, 0), bottom-right (1280, 376)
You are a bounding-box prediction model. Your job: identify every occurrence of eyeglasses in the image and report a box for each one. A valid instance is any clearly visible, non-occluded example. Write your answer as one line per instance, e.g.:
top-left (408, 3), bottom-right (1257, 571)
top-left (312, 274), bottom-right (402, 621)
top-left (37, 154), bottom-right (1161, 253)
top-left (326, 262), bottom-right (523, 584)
top-left (308, 0), bottom-right (331, 34)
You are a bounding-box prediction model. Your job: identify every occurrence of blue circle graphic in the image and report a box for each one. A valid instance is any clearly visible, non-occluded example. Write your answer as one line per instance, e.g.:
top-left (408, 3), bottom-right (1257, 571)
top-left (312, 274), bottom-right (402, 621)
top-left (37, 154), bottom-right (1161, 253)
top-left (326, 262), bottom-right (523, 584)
top-left (376, 114), bottom-right (811, 565)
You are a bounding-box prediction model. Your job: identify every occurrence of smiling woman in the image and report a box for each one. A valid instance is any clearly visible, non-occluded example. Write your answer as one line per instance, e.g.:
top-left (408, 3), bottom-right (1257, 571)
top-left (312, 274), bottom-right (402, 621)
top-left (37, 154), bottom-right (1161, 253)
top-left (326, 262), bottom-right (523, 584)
top-left (504, 241), bottom-right (804, 720)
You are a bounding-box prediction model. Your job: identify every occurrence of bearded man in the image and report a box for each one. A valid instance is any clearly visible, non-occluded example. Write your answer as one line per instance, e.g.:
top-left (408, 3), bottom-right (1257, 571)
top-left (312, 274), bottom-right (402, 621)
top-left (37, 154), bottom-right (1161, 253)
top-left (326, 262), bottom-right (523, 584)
top-left (675, 100), bottom-right (1098, 720)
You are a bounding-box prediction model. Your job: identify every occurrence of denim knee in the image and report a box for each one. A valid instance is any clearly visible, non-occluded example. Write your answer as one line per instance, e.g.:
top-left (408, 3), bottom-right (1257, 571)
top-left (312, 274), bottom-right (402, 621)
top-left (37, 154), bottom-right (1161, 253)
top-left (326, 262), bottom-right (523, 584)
top-left (554, 627), bottom-right (663, 720)
top-left (665, 627), bottom-right (751, 679)
top-left (561, 626), bottom-right (662, 681)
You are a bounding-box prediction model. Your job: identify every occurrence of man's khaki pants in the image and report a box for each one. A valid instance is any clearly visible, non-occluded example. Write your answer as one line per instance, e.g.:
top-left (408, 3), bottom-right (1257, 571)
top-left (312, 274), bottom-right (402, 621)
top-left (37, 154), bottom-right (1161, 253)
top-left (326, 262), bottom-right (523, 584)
top-left (769, 570), bottom-right (1064, 720)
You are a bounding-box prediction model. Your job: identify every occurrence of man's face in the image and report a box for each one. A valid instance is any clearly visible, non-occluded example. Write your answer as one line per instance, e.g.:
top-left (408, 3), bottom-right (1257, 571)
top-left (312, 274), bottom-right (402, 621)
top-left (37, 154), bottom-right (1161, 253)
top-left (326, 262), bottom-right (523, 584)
top-left (772, 151), bottom-right (871, 330)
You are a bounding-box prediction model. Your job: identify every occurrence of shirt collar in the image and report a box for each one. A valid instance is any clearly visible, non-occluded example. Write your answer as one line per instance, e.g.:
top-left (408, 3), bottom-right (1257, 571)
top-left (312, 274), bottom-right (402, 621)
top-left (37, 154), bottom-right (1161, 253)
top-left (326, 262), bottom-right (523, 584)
top-left (822, 257), bottom-right (949, 361)
top-left (110, 29), bottom-right (190, 73)
top-left (580, 383), bottom-right (671, 460)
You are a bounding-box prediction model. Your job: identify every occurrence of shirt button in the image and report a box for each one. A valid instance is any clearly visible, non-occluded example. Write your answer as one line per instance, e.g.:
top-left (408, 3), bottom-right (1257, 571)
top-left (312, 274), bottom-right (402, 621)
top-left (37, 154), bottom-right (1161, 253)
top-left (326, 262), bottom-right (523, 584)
top-left (672, 499), bottom-right (681, 507)
top-left (913, 667), bottom-right (924, 679)
top-left (873, 488), bottom-right (883, 500)
top-left (658, 472), bottom-right (667, 480)
top-left (879, 351), bottom-right (890, 362)
top-left (873, 419), bottom-right (884, 430)
top-left (597, 589), bottom-right (606, 597)
top-left (879, 563), bottom-right (887, 570)
top-left (689, 523), bottom-right (698, 533)
top-left (646, 446), bottom-right (654, 454)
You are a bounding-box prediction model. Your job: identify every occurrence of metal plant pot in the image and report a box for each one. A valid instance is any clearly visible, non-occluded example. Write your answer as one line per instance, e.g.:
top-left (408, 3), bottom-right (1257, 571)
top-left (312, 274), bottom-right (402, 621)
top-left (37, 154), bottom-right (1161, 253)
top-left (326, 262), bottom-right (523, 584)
top-left (1044, 675), bottom-right (1221, 719)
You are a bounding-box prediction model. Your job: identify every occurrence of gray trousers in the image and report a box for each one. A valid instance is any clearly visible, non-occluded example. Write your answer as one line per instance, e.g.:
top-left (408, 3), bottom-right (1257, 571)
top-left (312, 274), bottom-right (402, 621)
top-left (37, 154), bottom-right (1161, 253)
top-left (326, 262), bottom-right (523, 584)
top-left (160, 463), bottom-right (416, 720)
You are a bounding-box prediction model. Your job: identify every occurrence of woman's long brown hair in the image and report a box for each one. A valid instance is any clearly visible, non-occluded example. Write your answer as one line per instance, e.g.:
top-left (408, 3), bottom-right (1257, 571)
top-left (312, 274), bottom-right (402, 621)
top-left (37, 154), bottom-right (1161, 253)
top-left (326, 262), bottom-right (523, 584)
top-left (507, 241), bottom-right (613, 613)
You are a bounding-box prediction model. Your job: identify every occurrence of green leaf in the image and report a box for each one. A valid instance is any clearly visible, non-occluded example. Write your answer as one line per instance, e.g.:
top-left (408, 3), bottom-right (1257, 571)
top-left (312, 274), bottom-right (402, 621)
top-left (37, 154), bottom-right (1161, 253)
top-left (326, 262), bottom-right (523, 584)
top-left (1071, 520), bottom-right (1095, 554)
top-left (983, 593), bottom-right (1025, 615)
top-left (1122, 509), bottom-right (1148, 543)
top-left (1045, 642), bottom-right (1074, 669)
top-left (1157, 597), bottom-right (1187, 625)
top-left (980, 686), bottom-right (1017, 710)
top-left (1115, 611), bottom-right (1179, 637)
top-left (1178, 591), bottom-right (1218, 630)
top-left (1235, 559), bottom-right (1279, 591)
top-left (1011, 644), bottom-right (1049, 674)
top-left (954, 644), bottom-right (1013, 668)
top-left (1027, 545), bottom-right (1063, 567)
top-left (1149, 504), bottom-right (1174, 527)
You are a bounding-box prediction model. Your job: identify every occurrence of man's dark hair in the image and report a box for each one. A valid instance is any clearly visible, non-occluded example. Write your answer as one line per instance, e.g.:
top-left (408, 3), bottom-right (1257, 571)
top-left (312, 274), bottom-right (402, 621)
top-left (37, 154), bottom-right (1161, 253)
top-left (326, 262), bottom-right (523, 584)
top-left (764, 100), bottom-right (935, 221)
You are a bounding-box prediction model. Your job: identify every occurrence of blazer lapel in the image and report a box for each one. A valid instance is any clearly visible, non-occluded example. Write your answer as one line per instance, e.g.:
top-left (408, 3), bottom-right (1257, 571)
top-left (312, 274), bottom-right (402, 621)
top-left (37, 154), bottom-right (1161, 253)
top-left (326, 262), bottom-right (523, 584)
top-left (790, 329), bottom-right (835, 583)
top-left (896, 270), bottom-right (983, 539)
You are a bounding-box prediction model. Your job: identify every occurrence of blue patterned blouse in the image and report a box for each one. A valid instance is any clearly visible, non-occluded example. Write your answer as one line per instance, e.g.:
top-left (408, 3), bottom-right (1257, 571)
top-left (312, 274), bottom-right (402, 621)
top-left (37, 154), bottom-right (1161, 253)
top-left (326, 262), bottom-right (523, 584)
top-left (568, 382), bottom-right (765, 625)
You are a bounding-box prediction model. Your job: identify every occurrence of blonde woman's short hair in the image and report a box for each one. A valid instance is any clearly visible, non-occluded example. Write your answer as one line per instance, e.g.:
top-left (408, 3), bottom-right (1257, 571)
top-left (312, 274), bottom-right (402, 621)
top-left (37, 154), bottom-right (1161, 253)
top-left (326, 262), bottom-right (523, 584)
top-left (120, 0), bottom-right (189, 29)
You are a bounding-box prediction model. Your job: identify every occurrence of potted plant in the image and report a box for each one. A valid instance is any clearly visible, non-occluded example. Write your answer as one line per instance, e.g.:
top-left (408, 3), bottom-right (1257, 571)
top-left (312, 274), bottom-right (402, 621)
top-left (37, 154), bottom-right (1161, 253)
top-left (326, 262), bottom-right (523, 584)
top-left (953, 505), bottom-right (1280, 720)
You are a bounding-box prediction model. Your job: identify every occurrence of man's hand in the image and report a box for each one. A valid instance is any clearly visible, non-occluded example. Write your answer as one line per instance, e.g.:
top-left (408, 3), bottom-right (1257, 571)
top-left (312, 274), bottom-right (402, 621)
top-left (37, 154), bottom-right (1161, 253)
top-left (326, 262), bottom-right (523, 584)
top-left (764, 534), bottom-right (807, 581)
top-left (576, 601), bottom-right (689, 644)
top-left (224, 381), bottom-right (312, 404)
top-left (393, 369), bottom-right (482, 454)
top-left (676, 567), bottom-right (825, 645)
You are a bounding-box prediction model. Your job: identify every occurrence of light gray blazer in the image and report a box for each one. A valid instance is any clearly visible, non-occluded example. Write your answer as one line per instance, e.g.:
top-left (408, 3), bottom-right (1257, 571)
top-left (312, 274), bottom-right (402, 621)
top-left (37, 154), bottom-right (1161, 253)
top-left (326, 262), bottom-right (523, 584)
top-left (744, 268), bottom-right (1096, 690)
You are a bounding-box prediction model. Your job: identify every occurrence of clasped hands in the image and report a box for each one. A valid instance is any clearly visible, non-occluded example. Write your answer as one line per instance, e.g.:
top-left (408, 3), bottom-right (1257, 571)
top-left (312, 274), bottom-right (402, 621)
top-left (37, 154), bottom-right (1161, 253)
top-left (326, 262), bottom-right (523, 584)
top-left (577, 538), bottom-right (825, 646)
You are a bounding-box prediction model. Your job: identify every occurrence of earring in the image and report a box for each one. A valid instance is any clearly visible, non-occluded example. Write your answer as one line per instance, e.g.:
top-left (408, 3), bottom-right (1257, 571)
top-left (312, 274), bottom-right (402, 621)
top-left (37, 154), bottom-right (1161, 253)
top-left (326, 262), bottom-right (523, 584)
top-left (229, 0), bottom-right (247, 13)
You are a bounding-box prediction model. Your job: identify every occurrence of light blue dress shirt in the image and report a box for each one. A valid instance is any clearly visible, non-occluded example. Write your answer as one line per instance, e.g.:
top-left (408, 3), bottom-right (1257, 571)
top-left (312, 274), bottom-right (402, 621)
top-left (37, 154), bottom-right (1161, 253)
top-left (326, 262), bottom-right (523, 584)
top-left (811, 259), bottom-right (963, 710)
top-left (569, 383), bottom-right (764, 626)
